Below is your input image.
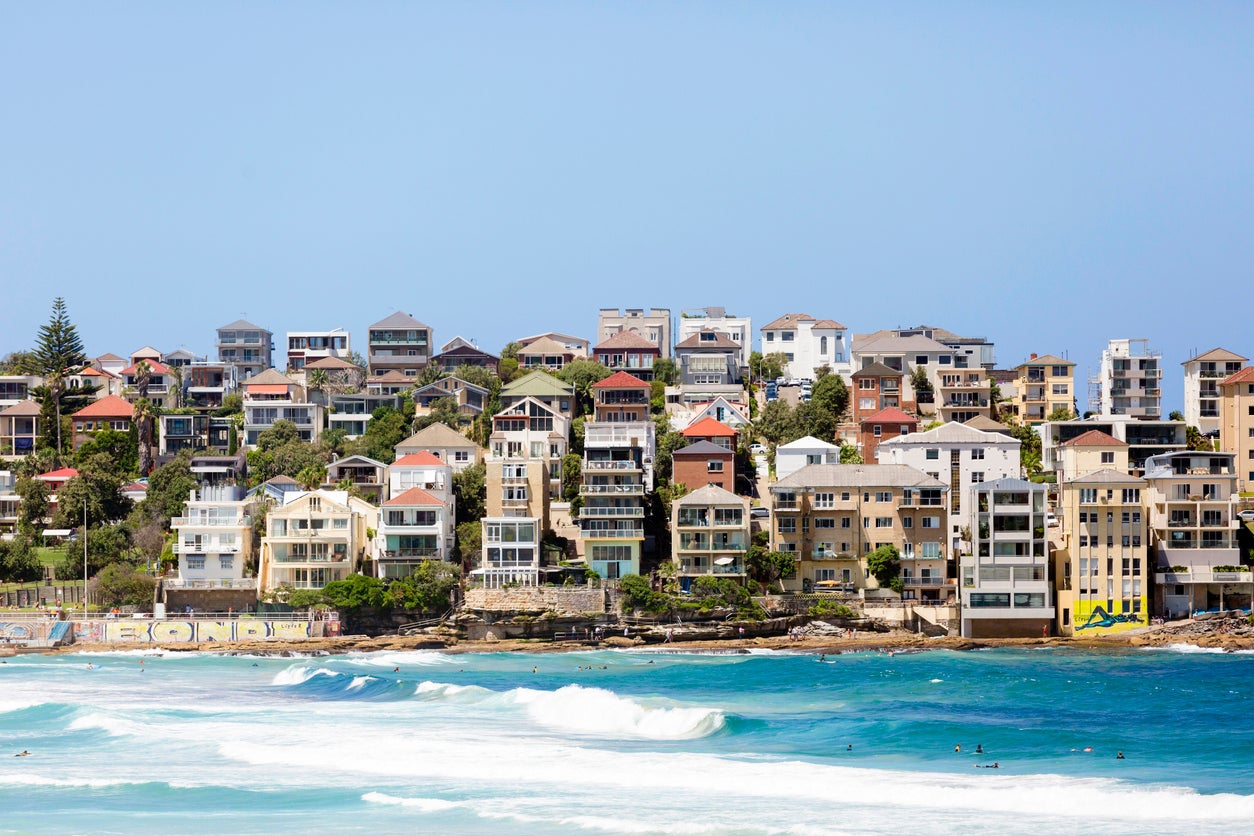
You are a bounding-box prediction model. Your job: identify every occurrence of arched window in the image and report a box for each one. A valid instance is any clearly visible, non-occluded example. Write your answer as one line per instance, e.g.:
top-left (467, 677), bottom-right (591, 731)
top-left (820, 336), bottom-right (828, 356)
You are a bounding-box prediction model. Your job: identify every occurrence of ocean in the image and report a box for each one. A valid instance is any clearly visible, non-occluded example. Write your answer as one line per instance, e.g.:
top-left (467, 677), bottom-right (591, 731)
top-left (1, 645), bottom-right (1252, 835)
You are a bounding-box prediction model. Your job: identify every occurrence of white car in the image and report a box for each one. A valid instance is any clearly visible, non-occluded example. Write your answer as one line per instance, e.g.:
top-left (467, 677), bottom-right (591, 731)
top-left (1237, 510), bottom-right (1254, 522)
top-left (750, 443), bottom-right (767, 456)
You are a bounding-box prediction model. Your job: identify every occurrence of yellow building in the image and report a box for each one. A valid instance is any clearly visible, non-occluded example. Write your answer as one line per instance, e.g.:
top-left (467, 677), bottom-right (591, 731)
top-left (1218, 367), bottom-right (1254, 494)
top-left (1053, 469), bottom-right (1149, 635)
top-left (258, 490), bottom-right (379, 594)
top-left (1013, 354), bottom-right (1076, 424)
top-left (1056, 429), bottom-right (1128, 483)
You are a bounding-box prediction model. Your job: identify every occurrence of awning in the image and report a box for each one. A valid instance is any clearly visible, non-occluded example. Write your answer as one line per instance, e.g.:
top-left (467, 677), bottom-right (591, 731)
top-left (714, 557), bottom-right (735, 566)
top-left (42, 529), bottom-right (74, 537)
top-left (247, 384), bottom-right (290, 396)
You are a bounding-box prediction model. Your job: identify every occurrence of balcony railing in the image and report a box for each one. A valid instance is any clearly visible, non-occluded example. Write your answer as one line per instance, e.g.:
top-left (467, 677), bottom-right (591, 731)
top-left (583, 460), bottom-right (640, 471)
top-left (580, 484), bottom-right (644, 495)
top-left (381, 550), bottom-right (440, 560)
top-left (579, 506), bottom-right (644, 517)
top-left (1157, 570), bottom-right (1253, 584)
top-left (174, 542), bottom-right (241, 554)
top-left (171, 516), bottom-right (250, 527)
top-left (272, 554), bottom-right (350, 564)
top-left (901, 578), bottom-right (946, 587)
top-left (164, 578), bottom-right (257, 590)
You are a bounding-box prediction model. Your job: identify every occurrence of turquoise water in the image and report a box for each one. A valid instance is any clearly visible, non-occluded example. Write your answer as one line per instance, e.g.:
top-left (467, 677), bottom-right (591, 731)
top-left (2, 645), bottom-right (1253, 835)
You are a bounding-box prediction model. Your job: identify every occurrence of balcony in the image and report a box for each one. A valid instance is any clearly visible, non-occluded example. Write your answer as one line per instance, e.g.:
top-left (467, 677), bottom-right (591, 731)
top-left (272, 553), bottom-right (350, 564)
top-left (901, 577), bottom-right (947, 587)
top-left (581, 522), bottom-right (645, 537)
top-left (580, 483), bottom-right (644, 495)
top-left (381, 549), bottom-right (440, 560)
top-left (174, 542), bottom-right (241, 554)
top-left (171, 516), bottom-right (250, 528)
top-left (164, 578), bottom-right (257, 590)
top-left (579, 506), bottom-right (644, 518)
top-left (584, 460), bottom-right (640, 472)
top-left (1157, 570), bottom-right (1253, 584)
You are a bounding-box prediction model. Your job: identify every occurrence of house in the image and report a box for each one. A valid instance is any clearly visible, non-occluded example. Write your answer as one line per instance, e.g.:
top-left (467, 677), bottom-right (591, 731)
top-left (1218, 367), bottom-right (1254, 492)
top-left (1145, 451), bottom-right (1250, 619)
top-left (183, 361), bottom-right (238, 409)
top-left (129, 346), bottom-right (162, 367)
top-left (377, 487), bottom-right (455, 578)
top-left (34, 467), bottom-right (78, 520)
top-left (0, 401), bottom-right (40, 460)
top-left (770, 464), bottom-right (948, 599)
top-left (366, 370), bottom-right (413, 397)
top-left (499, 371), bottom-right (575, 422)
top-left (1052, 469), bottom-right (1149, 636)
top-left (960, 479), bottom-right (1053, 638)
top-left (488, 396), bottom-right (568, 501)
top-left (241, 369), bottom-right (323, 447)
top-left (0, 470), bottom-right (19, 534)
top-left (681, 416), bottom-right (737, 450)
top-left (516, 336), bottom-right (584, 372)
top-left (672, 441), bottom-right (735, 493)
top-left (1183, 348), bottom-right (1246, 437)
top-left (121, 481), bottom-right (147, 504)
top-left (672, 485), bottom-right (750, 590)
top-left (674, 329), bottom-right (742, 405)
top-left (0, 375), bottom-right (41, 411)
top-left (859, 407), bottom-right (916, 464)
top-left (285, 328), bottom-right (351, 371)
top-left (302, 356), bottom-right (365, 395)
top-left (760, 314), bottom-right (851, 380)
top-left (70, 395), bottom-right (133, 451)
top-left (677, 307), bottom-right (752, 368)
top-left (169, 485), bottom-right (256, 592)
top-left (518, 331), bottom-right (589, 357)
top-left (216, 319), bottom-right (274, 380)
top-left (852, 332), bottom-right (961, 415)
top-left (389, 452), bottom-right (453, 503)
top-left (597, 308), bottom-right (671, 359)
top-left (326, 392), bottom-right (402, 440)
top-left (258, 490), bottom-right (379, 594)
top-left (592, 330), bottom-right (660, 381)
top-left (188, 453), bottom-right (248, 487)
top-left (69, 366), bottom-right (119, 399)
top-left (94, 353), bottom-right (127, 378)
top-left (580, 372), bottom-right (655, 580)
top-left (1012, 354), bottom-right (1076, 424)
top-left (431, 337), bottom-right (500, 375)
top-left (1056, 430), bottom-right (1127, 484)
top-left (395, 423), bottom-right (481, 474)
top-left (775, 436), bottom-right (839, 480)
top-left (850, 363), bottom-right (905, 424)
top-left (877, 421), bottom-right (1021, 554)
top-left (158, 413), bottom-right (234, 456)
top-left (1094, 338), bottom-right (1162, 419)
top-left (367, 311), bottom-right (432, 378)
top-left (250, 474), bottom-right (302, 506)
top-left (1037, 417), bottom-right (1186, 476)
top-left (412, 377), bottom-right (490, 423)
top-left (323, 455), bottom-right (389, 503)
top-left (120, 360), bottom-right (177, 408)
top-left (161, 348), bottom-right (199, 369)
top-left (669, 397), bottom-right (751, 433)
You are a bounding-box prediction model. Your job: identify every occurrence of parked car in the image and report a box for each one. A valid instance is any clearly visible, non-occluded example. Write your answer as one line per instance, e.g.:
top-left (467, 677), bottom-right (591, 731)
top-left (751, 443), bottom-right (767, 456)
top-left (1237, 509), bottom-right (1254, 522)
top-left (750, 507), bottom-right (769, 519)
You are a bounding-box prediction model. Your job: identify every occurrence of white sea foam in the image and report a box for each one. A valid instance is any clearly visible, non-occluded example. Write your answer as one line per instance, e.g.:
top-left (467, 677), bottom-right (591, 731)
top-left (270, 665), bottom-right (339, 685)
top-left (506, 684), bottom-right (726, 740)
top-left (346, 676), bottom-right (376, 690)
top-left (67, 712), bottom-right (149, 737)
top-left (0, 700), bottom-right (41, 714)
top-left (347, 650), bottom-right (456, 668)
top-left (930, 678), bottom-right (944, 683)
top-left (1142, 643), bottom-right (1254, 655)
top-left (362, 791), bottom-right (460, 811)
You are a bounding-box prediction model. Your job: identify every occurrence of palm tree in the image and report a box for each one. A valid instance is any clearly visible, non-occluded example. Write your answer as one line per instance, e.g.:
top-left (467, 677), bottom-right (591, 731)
top-left (134, 361), bottom-right (152, 402)
top-left (133, 398), bottom-right (156, 475)
top-left (296, 464), bottom-right (325, 491)
top-left (307, 368), bottom-right (329, 404)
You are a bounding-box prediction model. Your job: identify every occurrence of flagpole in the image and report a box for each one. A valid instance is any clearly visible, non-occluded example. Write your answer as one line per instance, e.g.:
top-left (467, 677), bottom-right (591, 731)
top-left (83, 498), bottom-right (88, 616)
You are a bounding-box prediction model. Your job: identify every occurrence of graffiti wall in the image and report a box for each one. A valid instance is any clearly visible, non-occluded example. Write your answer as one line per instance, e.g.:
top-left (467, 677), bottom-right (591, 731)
top-left (0, 622), bottom-right (45, 642)
top-left (1073, 596), bottom-right (1148, 634)
top-left (70, 619), bottom-right (320, 644)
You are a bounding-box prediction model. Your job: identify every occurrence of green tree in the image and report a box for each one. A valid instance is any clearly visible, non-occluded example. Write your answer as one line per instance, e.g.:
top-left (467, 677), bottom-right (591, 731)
top-left (214, 392), bottom-right (243, 417)
top-left (455, 519), bottom-right (482, 569)
top-left (453, 462), bottom-right (486, 523)
top-left (0, 537), bottom-right (43, 583)
top-left (296, 464), bottom-right (325, 490)
top-left (417, 365), bottom-right (446, 386)
top-left (751, 352), bottom-right (787, 383)
top-left (619, 573), bottom-right (670, 613)
top-left (74, 426), bottom-right (138, 475)
top-left (139, 450), bottom-right (197, 526)
top-left (58, 524), bottom-right (133, 580)
top-left (755, 400), bottom-right (798, 446)
top-left (27, 298), bottom-right (94, 454)
top-left (839, 443), bottom-right (863, 464)
top-left (1008, 423), bottom-right (1043, 477)
top-left (385, 560), bottom-right (460, 612)
top-left (497, 356), bottom-right (520, 383)
top-left (745, 548), bottom-right (795, 593)
top-left (15, 475), bottom-right (50, 537)
top-left (1168, 410), bottom-right (1185, 422)
top-left (350, 406), bottom-right (410, 462)
top-left (810, 373), bottom-right (849, 423)
top-left (652, 358), bottom-right (679, 386)
top-left (310, 573), bottom-right (388, 613)
top-left (53, 454), bottom-right (133, 530)
top-left (92, 562), bottom-right (156, 608)
top-left (793, 400), bottom-right (836, 442)
top-left (1047, 406), bottom-right (1076, 422)
top-left (910, 367), bottom-right (933, 403)
top-left (132, 397), bottom-right (157, 476)
top-left (246, 420), bottom-right (332, 486)
top-left (412, 397), bottom-right (462, 433)
top-left (306, 368), bottom-right (329, 401)
top-left (1186, 425), bottom-right (1214, 452)
top-left (562, 453), bottom-right (583, 502)
top-left (866, 544), bottom-right (903, 593)
top-left (653, 427), bottom-right (689, 485)
top-left (559, 359), bottom-right (613, 415)
top-left (500, 341), bottom-right (522, 361)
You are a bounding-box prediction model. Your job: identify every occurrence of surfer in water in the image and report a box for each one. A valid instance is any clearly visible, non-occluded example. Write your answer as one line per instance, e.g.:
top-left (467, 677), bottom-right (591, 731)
top-left (14, 751), bottom-right (30, 757)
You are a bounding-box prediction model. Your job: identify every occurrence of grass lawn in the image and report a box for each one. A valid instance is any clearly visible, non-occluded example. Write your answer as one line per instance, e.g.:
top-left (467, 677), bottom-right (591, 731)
top-left (35, 546), bottom-right (67, 569)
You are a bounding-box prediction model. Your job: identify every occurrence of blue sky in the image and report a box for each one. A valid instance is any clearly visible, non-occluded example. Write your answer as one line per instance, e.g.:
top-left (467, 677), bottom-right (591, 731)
top-left (3, 2), bottom-right (1252, 413)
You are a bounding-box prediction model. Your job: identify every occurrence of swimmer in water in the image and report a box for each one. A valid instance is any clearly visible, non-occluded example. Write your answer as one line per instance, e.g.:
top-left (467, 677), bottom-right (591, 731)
top-left (955, 744), bottom-right (961, 753)
top-left (14, 751), bottom-right (30, 757)
top-left (975, 744), bottom-right (983, 754)
top-left (1117, 751), bottom-right (1125, 759)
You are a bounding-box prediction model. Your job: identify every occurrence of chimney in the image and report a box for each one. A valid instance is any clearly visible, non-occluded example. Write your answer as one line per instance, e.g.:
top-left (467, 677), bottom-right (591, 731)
top-left (1030, 353), bottom-right (1038, 360)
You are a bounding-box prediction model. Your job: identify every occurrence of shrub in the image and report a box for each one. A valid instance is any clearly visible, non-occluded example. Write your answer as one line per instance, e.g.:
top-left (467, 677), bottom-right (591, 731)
top-left (808, 599), bottom-right (855, 619)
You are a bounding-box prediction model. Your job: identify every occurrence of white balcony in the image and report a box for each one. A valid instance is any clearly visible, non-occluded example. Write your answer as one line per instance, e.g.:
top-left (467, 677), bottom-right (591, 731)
top-left (171, 516), bottom-right (250, 527)
top-left (580, 484), bottom-right (645, 495)
top-left (174, 542), bottom-right (242, 554)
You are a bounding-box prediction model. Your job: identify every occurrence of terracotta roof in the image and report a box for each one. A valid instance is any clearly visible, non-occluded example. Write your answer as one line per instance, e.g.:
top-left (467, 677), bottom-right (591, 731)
top-left (73, 395), bottom-right (134, 419)
top-left (673, 440), bottom-right (734, 456)
top-left (1062, 429), bottom-right (1126, 447)
top-left (1220, 367), bottom-right (1254, 387)
top-left (120, 360), bottom-right (173, 375)
top-left (1184, 347), bottom-right (1248, 365)
top-left (517, 336), bottom-right (574, 356)
top-left (810, 319), bottom-right (847, 330)
top-left (862, 407), bottom-right (916, 425)
top-left (592, 371), bottom-right (650, 389)
top-left (1015, 354), bottom-right (1073, 369)
top-left (303, 356), bottom-right (362, 371)
top-left (121, 481), bottom-right (147, 492)
top-left (392, 452), bottom-right (447, 467)
top-left (0, 400), bottom-right (41, 417)
top-left (682, 416), bottom-right (737, 437)
top-left (675, 330), bottom-right (740, 350)
top-left (762, 313), bottom-right (815, 331)
top-left (37, 467), bottom-right (79, 481)
top-left (383, 487), bottom-right (444, 507)
top-left (594, 330), bottom-right (660, 352)
top-left (78, 366), bottom-right (113, 377)
top-left (96, 353), bottom-right (125, 362)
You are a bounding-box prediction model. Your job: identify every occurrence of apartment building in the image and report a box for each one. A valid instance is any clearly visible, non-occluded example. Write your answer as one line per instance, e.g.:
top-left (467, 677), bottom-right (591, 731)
top-left (859, 407), bottom-right (916, 464)
top-left (120, 360), bottom-right (177, 409)
top-left (258, 490), bottom-right (378, 594)
top-left (0, 375), bottom-right (40, 412)
top-left (1093, 338), bottom-right (1162, 419)
top-left (169, 485), bottom-right (256, 592)
top-left (395, 423), bottom-right (480, 474)
top-left (323, 455), bottom-right (388, 503)
top-left (961, 479), bottom-right (1053, 638)
top-left (158, 413), bottom-right (233, 456)
top-left (1218, 367), bottom-right (1254, 492)
top-left (1182, 348), bottom-right (1246, 436)
top-left (488, 396), bottom-right (569, 501)
top-left (183, 361), bottom-right (237, 409)
top-left (1145, 451), bottom-right (1250, 618)
top-left (770, 464), bottom-right (949, 600)
top-left (672, 441), bottom-right (736, 493)
top-left (241, 369), bottom-right (323, 447)
top-left (936, 367), bottom-right (994, 424)
top-left (1038, 417), bottom-right (1186, 476)
top-left (597, 308), bottom-right (671, 359)
top-left (674, 329), bottom-right (742, 404)
top-left (499, 371), bottom-right (575, 423)
top-left (516, 337), bottom-right (583, 372)
top-left (877, 422), bottom-right (1021, 554)
top-left (431, 337), bottom-right (500, 375)
top-left (1011, 354), bottom-right (1076, 424)
top-left (1055, 429), bottom-right (1128, 484)
top-left (851, 332), bottom-right (956, 413)
top-left (70, 395), bottom-right (134, 451)
top-left (478, 447), bottom-right (552, 588)
top-left (677, 307), bottom-right (752, 368)
top-left (327, 393), bottom-right (403, 440)
top-left (592, 330), bottom-right (660, 381)
top-left (672, 485), bottom-right (750, 589)
top-left (216, 320), bottom-right (274, 380)
top-left (760, 314), bottom-right (851, 380)
top-left (580, 372), bottom-right (655, 580)
top-left (367, 311), bottom-right (432, 378)
top-left (286, 328), bottom-right (351, 371)
top-left (1052, 469), bottom-right (1149, 636)
top-left (377, 486), bottom-right (455, 579)
top-left (0, 401), bottom-right (40, 460)
top-left (850, 363), bottom-right (904, 424)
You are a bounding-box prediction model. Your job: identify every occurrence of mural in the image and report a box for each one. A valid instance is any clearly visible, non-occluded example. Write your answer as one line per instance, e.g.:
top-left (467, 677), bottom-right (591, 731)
top-left (1074, 598), bottom-right (1148, 634)
top-left (0, 623), bottom-right (39, 641)
top-left (70, 619), bottom-right (315, 643)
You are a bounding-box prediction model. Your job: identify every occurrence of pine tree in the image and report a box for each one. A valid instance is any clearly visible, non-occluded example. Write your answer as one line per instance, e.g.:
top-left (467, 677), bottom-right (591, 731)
top-left (29, 298), bottom-right (94, 454)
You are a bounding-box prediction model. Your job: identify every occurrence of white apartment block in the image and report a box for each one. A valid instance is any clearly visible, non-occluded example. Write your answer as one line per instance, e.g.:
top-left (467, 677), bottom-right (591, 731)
top-left (760, 313), bottom-right (851, 380)
top-left (286, 328), bottom-right (352, 371)
top-left (1093, 338), bottom-right (1162, 419)
top-left (1182, 348), bottom-right (1246, 436)
top-left (169, 486), bottom-right (256, 592)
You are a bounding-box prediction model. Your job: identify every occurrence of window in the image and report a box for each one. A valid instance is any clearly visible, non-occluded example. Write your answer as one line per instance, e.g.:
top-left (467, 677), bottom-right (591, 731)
top-left (902, 517), bottom-right (913, 529)
top-left (875, 517), bottom-right (893, 528)
top-left (915, 356), bottom-right (930, 366)
top-left (876, 491), bottom-right (892, 503)
top-left (820, 336), bottom-right (828, 356)
top-left (185, 557), bottom-right (206, 569)
top-left (1121, 489), bottom-right (1140, 503)
top-left (815, 518), bottom-right (835, 529)
top-left (920, 542), bottom-right (941, 559)
top-left (779, 519), bottom-right (796, 534)
top-left (219, 556), bottom-right (234, 570)
top-left (841, 517), bottom-right (851, 529)
top-left (814, 492), bottom-right (834, 509)
top-left (1100, 451), bottom-right (1115, 464)
top-left (873, 425), bottom-right (882, 438)
top-left (707, 460), bottom-right (724, 473)
top-left (925, 449), bottom-right (939, 460)
top-left (859, 378), bottom-right (877, 390)
top-left (970, 449), bottom-right (985, 460)
top-left (971, 472), bottom-right (984, 484)
top-left (922, 517), bottom-right (939, 529)
top-left (1079, 489), bottom-right (1097, 504)
top-left (782, 332), bottom-right (794, 342)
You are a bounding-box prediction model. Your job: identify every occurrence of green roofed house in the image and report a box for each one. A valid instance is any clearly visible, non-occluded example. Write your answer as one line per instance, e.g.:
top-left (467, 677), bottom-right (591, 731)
top-left (499, 371), bottom-right (575, 423)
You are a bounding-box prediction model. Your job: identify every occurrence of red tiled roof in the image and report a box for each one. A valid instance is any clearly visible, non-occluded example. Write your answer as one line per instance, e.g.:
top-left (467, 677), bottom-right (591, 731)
top-left (592, 371), bottom-right (650, 389)
top-left (862, 407), bottom-right (917, 425)
top-left (762, 313), bottom-right (815, 330)
top-left (120, 360), bottom-right (173, 375)
top-left (383, 487), bottom-right (444, 507)
top-left (79, 366), bottom-right (113, 377)
top-left (594, 330), bottom-right (660, 352)
top-left (1063, 429), bottom-right (1126, 447)
top-left (121, 481), bottom-right (147, 492)
top-left (73, 395), bottom-right (134, 419)
top-left (37, 467), bottom-right (79, 481)
top-left (1220, 367), bottom-right (1254, 386)
top-left (811, 319), bottom-right (847, 330)
top-left (392, 452), bottom-right (447, 467)
top-left (682, 416), bottom-right (738, 437)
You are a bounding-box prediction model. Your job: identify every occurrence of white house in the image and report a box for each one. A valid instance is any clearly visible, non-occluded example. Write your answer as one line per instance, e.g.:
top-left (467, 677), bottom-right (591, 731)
top-left (760, 314), bottom-right (851, 380)
top-left (775, 436), bottom-right (840, 480)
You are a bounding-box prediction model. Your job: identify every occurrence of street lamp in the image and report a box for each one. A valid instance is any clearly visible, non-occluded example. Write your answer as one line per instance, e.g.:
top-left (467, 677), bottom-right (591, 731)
top-left (82, 498), bottom-right (88, 617)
